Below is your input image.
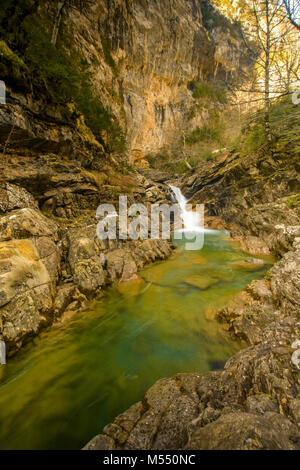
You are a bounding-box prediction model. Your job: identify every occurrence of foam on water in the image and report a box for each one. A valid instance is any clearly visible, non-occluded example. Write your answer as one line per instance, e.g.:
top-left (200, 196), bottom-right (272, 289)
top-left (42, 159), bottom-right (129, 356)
top-left (169, 184), bottom-right (219, 235)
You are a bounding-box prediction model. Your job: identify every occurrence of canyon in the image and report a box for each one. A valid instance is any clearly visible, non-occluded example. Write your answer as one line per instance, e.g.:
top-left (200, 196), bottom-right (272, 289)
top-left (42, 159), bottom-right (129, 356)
top-left (0, 0), bottom-right (251, 355)
top-left (0, 0), bottom-right (299, 451)
top-left (85, 143), bottom-right (300, 451)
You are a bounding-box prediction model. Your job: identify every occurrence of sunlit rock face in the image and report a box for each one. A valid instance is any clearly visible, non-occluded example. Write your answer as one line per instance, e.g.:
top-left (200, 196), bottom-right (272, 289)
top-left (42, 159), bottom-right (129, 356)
top-left (66, 0), bottom-right (252, 165)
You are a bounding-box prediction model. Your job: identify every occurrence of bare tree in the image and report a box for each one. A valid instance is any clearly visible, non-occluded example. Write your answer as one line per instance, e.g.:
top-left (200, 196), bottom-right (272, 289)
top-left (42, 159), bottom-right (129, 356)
top-left (250, 0), bottom-right (287, 140)
top-left (273, 30), bottom-right (300, 92)
top-left (282, 0), bottom-right (300, 31)
top-left (229, 1), bottom-right (297, 140)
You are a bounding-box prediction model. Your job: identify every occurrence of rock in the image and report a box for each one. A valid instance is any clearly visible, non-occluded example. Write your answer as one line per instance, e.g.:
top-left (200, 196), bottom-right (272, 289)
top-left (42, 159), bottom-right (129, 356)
top-left (140, 170), bottom-right (171, 183)
top-left (245, 394), bottom-right (277, 415)
top-left (53, 284), bottom-right (76, 317)
top-left (289, 399), bottom-right (300, 425)
top-left (34, 236), bottom-right (60, 283)
top-left (0, 239), bottom-right (56, 352)
top-left (67, 224), bottom-right (174, 295)
top-left (106, 249), bottom-right (137, 283)
top-left (269, 249), bottom-right (300, 315)
top-left (85, 352), bottom-right (300, 450)
top-left (185, 274), bottom-right (218, 290)
top-left (0, 183), bottom-right (38, 214)
top-left (1, 0), bottom-right (252, 164)
top-left (186, 412), bottom-right (300, 450)
top-left (58, 310), bottom-right (77, 324)
top-left (0, 207), bottom-right (59, 242)
top-left (0, 104), bottom-right (104, 165)
top-left (232, 258), bottom-right (265, 271)
top-left (87, 375), bottom-right (201, 450)
top-left (239, 236), bottom-right (271, 255)
top-left (0, 205), bottom-right (61, 353)
top-left (246, 279), bottom-right (273, 302)
top-left (68, 229), bottom-right (105, 296)
top-left (216, 254), bottom-right (300, 347)
top-left (192, 406), bottom-right (221, 427)
top-left (84, 434), bottom-right (116, 451)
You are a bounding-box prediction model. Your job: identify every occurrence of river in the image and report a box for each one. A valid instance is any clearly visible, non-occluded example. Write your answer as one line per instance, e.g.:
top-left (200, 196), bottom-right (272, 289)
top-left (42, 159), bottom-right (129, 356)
top-left (0, 228), bottom-right (273, 449)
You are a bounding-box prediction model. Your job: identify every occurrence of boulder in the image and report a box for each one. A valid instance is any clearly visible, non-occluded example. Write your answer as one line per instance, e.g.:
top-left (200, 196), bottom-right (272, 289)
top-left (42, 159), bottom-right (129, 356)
top-left (0, 207), bottom-right (59, 242)
top-left (68, 230), bottom-right (105, 296)
top-left (0, 183), bottom-right (38, 214)
top-left (0, 239), bottom-right (56, 352)
top-left (0, 207), bottom-right (60, 353)
top-left (186, 412), bottom-right (300, 450)
top-left (106, 249), bottom-right (138, 283)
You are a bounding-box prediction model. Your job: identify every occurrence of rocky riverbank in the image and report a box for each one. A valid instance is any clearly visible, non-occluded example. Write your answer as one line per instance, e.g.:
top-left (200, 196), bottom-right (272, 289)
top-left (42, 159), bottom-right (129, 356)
top-left (84, 250), bottom-right (300, 450)
top-left (85, 149), bottom-right (300, 450)
top-left (0, 155), bottom-right (175, 356)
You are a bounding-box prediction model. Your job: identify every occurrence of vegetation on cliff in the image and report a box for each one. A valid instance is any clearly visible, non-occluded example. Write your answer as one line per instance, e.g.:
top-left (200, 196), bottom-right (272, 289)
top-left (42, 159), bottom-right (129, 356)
top-left (0, 0), bottom-right (126, 154)
top-left (235, 96), bottom-right (300, 157)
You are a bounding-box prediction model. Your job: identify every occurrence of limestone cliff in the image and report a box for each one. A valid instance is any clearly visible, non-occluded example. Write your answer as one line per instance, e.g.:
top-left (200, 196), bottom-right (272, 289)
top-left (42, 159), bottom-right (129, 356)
top-left (71, 0), bottom-right (253, 164)
top-left (93, 0), bottom-right (251, 164)
top-left (0, 0), bottom-right (252, 166)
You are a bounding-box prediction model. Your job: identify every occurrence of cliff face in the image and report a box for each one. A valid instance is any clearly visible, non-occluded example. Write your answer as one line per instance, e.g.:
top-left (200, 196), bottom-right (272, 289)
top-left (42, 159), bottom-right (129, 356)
top-left (1, 0), bottom-right (252, 167)
top-left (77, 0), bottom-right (251, 164)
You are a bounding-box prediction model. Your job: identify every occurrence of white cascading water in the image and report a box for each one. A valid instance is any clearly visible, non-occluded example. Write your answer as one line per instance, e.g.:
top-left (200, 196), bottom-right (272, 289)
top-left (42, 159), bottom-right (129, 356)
top-left (169, 185), bottom-right (202, 232)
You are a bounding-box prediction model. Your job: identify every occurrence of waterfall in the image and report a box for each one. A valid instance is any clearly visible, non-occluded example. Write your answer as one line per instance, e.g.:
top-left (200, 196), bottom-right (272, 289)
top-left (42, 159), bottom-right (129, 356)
top-left (169, 185), bottom-right (202, 232)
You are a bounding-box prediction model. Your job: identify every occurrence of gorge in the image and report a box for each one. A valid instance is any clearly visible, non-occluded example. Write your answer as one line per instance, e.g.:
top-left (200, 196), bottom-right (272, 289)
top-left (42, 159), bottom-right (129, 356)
top-left (0, 0), bottom-right (300, 452)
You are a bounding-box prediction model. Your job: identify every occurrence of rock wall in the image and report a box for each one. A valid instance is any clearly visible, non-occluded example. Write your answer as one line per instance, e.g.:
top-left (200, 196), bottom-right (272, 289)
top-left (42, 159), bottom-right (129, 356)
top-left (82, 0), bottom-right (251, 164)
top-left (1, 1), bottom-right (252, 167)
top-left (181, 147), bottom-right (300, 256)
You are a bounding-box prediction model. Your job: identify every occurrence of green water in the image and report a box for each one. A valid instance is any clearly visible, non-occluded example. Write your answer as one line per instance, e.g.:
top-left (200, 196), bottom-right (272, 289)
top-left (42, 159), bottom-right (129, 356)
top-left (0, 231), bottom-right (273, 450)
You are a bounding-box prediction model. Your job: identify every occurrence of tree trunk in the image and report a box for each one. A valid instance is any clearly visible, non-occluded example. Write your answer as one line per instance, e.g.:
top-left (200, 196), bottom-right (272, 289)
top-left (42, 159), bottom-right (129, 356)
top-left (264, 0), bottom-right (271, 143)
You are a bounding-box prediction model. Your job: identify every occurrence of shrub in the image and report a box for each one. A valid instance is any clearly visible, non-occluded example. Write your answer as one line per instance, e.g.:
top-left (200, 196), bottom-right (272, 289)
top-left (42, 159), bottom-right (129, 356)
top-left (239, 123), bottom-right (265, 156)
top-left (145, 147), bottom-right (216, 175)
top-left (286, 195), bottom-right (300, 209)
top-left (186, 110), bottom-right (225, 145)
top-left (237, 96), bottom-right (300, 157)
top-left (190, 81), bottom-right (227, 104)
top-left (100, 35), bottom-right (119, 76)
top-left (201, 1), bottom-right (241, 39)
